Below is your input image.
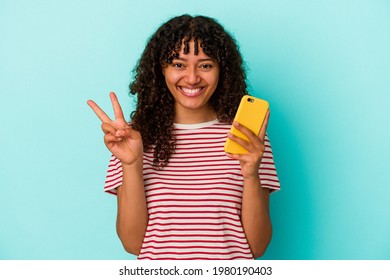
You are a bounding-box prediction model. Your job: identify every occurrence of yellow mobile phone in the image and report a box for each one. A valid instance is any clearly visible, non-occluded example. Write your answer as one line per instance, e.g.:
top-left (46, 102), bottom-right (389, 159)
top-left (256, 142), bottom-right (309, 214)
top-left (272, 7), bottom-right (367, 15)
top-left (224, 95), bottom-right (269, 154)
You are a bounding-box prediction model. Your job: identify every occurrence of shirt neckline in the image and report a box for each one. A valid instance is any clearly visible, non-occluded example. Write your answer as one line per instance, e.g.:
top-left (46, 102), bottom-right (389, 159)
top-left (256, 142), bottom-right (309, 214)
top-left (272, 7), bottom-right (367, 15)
top-left (174, 119), bottom-right (219, 130)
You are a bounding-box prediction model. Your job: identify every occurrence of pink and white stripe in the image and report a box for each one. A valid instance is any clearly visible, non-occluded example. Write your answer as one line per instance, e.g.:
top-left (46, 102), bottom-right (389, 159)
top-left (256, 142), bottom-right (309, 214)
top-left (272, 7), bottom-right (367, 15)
top-left (104, 120), bottom-right (280, 259)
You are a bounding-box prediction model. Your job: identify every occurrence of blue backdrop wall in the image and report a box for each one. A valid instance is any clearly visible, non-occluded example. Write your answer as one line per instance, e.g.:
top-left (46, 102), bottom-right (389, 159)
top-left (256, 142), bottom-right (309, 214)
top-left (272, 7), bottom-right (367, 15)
top-left (1, 0), bottom-right (389, 260)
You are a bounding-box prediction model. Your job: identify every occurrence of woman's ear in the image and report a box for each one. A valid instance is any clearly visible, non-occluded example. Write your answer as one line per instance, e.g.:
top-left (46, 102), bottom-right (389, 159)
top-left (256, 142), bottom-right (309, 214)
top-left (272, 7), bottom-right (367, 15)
top-left (161, 61), bottom-right (169, 76)
top-left (161, 65), bottom-right (166, 76)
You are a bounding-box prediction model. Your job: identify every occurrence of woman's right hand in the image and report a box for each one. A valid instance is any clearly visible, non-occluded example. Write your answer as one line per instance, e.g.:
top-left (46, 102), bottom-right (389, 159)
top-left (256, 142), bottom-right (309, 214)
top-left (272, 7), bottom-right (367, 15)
top-left (87, 92), bottom-right (143, 166)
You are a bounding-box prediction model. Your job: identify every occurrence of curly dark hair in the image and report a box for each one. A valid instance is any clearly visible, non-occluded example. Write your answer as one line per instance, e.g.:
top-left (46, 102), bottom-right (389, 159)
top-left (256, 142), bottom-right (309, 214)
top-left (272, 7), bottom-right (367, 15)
top-left (130, 14), bottom-right (248, 168)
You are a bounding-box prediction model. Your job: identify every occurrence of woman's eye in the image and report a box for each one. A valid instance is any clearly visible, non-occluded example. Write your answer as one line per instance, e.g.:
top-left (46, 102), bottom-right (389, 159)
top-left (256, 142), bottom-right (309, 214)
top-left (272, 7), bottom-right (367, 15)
top-left (200, 64), bottom-right (213, 69)
top-left (173, 63), bottom-right (184, 68)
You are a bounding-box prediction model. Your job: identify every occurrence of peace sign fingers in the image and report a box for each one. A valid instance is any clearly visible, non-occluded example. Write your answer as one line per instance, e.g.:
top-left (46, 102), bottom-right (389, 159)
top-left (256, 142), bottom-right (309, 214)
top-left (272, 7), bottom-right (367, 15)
top-left (87, 92), bottom-right (126, 124)
top-left (87, 99), bottom-right (112, 124)
top-left (109, 92), bottom-right (125, 121)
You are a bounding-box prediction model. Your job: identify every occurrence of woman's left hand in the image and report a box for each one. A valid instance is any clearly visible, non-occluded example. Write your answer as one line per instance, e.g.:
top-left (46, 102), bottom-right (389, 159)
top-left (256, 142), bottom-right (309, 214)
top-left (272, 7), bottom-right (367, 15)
top-left (226, 110), bottom-right (270, 179)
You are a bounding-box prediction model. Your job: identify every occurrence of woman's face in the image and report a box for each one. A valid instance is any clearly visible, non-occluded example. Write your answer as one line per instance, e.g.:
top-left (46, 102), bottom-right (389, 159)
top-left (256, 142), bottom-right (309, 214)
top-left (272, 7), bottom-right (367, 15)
top-left (162, 40), bottom-right (220, 123)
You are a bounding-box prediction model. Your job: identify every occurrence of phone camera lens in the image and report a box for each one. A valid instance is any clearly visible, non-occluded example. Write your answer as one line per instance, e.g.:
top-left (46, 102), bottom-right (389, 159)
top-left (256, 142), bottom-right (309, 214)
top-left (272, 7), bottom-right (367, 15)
top-left (247, 98), bottom-right (254, 103)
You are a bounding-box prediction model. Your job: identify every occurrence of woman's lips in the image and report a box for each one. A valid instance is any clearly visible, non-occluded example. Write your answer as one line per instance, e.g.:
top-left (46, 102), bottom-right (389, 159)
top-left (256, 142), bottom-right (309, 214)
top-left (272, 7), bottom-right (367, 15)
top-left (179, 86), bottom-right (205, 97)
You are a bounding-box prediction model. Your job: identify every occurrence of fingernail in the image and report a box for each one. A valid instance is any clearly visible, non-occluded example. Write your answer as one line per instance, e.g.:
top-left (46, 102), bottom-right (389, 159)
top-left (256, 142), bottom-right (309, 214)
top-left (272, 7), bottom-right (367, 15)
top-left (233, 121), bottom-right (239, 127)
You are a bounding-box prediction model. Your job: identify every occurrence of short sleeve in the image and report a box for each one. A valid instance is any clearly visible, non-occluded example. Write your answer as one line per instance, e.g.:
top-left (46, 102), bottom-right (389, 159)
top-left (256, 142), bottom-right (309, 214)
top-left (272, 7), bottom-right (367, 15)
top-left (104, 155), bottom-right (123, 195)
top-left (259, 134), bottom-right (281, 192)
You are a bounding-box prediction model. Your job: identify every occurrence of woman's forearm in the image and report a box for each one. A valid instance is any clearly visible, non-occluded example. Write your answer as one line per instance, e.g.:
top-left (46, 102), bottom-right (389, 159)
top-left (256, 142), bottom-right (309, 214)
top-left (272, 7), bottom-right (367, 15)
top-left (241, 176), bottom-right (272, 258)
top-left (116, 159), bottom-right (148, 255)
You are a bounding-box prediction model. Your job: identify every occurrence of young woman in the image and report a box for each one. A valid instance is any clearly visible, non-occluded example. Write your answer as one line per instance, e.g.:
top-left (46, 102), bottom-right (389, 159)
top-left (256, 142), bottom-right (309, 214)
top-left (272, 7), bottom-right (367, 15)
top-left (88, 14), bottom-right (280, 260)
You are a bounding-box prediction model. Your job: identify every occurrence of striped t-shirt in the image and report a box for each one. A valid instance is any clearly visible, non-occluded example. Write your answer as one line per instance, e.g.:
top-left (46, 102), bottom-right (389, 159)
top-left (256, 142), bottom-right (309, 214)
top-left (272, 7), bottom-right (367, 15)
top-left (104, 119), bottom-right (280, 260)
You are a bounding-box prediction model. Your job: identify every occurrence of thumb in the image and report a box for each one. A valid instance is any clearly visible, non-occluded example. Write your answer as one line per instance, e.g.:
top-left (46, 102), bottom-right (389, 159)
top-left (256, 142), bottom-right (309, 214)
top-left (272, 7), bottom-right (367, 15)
top-left (124, 124), bottom-right (142, 140)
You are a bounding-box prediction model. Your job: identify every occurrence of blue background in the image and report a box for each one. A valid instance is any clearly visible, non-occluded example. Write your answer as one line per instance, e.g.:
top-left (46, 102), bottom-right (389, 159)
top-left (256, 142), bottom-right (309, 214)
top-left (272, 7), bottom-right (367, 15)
top-left (1, 0), bottom-right (389, 260)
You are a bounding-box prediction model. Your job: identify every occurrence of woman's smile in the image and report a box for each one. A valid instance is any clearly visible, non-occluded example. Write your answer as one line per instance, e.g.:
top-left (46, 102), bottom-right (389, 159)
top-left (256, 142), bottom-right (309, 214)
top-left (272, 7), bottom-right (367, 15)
top-left (178, 86), bottom-right (205, 97)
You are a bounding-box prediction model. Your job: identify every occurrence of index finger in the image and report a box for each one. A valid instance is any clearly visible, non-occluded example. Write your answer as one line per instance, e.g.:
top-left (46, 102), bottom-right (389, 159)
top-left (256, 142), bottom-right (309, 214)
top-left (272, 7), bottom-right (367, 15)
top-left (109, 92), bottom-right (125, 121)
top-left (259, 109), bottom-right (270, 141)
top-left (87, 99), bottom-right (112, 123)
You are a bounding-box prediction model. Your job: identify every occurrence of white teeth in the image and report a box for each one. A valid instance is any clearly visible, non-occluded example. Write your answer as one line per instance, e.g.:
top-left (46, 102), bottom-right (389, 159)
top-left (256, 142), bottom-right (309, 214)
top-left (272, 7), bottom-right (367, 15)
top-left (180, 87), bottom-right (202, 95)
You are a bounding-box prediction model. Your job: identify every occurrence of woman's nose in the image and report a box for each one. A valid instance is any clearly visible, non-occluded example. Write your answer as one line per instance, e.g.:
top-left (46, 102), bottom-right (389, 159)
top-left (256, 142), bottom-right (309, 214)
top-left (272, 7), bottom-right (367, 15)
top-left (184, 67), bottom-right (201, 84)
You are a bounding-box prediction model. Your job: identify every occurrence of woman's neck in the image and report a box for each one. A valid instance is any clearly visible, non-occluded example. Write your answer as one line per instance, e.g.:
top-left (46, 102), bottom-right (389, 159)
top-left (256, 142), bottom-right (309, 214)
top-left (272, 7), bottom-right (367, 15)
top-left (173, 107), bottom-right (217, 124)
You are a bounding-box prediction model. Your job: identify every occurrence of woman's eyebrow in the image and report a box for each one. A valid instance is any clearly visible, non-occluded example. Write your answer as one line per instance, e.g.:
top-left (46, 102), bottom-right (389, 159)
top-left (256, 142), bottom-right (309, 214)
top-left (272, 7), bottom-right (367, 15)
top-left (173, 57), bottom-right (214, 62)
